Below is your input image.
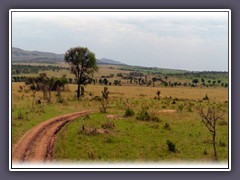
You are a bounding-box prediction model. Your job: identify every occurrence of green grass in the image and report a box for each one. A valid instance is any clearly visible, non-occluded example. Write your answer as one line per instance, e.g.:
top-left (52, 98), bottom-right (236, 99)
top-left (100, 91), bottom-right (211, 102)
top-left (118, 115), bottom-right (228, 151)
top-left (12, 80), bottom-right (228, 162)
top-left (53, 99), bottom-right (228, 162)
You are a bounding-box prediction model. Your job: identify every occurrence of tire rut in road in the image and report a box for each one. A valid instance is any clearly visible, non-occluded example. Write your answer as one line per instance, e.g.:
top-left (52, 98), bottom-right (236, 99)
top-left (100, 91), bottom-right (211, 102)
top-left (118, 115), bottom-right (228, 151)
top-left (12, 111), bottom-right (93, 163)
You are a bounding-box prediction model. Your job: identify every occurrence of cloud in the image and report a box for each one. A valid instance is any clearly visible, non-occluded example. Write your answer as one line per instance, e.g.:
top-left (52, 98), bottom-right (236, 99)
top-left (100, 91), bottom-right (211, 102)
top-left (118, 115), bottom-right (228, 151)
top-left (11, 11), bottom-right (229, 71)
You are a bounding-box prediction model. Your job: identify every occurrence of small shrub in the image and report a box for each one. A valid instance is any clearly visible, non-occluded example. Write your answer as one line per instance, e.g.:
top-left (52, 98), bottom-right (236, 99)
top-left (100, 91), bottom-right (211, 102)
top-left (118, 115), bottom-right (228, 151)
top-left (57, 96), bottom-right (65, 103)
top-left (203, 148), bottom-right (208, 155)
top-left (218, 119), bottom-right (228, 126)
top-left (156, 90), bottom-right (161, 99)
top-left (101, 121), bottom-right (115, 129)
top-left (136, 108), bottom-right (150, 121)
top-left (136, 108), bottom-right (160, 122)
top-left (17, 110), bottom-right (24, 120)
top-left (86, 128), bottom-right (97, 135)
top-left (219, 140), bottom-right (226, 147)
top-left (178, 104), bottom-right (184, 111)
top-left (163, 123), bottom-right (171, 130)
top-left (100, 87), bottom-right (109, 113)
top-left (105, 137), bottom-right (114, 144)
top-left (202, 94), bottom-right (209, 100)
top-left (149, 124), bottom-right (159, 129)
top-left (187, 106), bottom-right (192, 112)
top-left (88, 151), bottom-right (96, 160)
top-left (124, 107), bottom-right (135, 117)
top-left (90, 96), bottom-right (101, 101)
top-left (83, 114), bottom-right (91, 121)
top-left (151, 117), bottom-right (160, 122)
top-left (81, 124), bottom-right (98, 135)
top-left (203, 138), bottom-right (212, 144)
top-left (89, 92), bottom-right (93, 96)
top-left (166, 140), bottom-right (176, 152)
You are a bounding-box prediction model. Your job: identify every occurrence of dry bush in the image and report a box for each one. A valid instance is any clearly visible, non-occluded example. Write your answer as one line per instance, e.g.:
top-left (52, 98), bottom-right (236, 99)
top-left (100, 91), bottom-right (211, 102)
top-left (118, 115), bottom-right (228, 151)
top-left (199, 106), bottom-right (224, 160)
top-left (101, 120), bottom-right (115, 129)
top-left (100, 87), bottom-right (109, 113)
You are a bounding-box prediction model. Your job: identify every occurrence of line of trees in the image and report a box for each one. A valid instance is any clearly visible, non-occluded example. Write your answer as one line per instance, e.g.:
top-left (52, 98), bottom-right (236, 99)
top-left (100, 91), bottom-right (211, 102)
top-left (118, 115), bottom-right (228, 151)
top-left (25, 73), bottom-right (68, 109)
top-left (12, 64), bottom-right (69, 75)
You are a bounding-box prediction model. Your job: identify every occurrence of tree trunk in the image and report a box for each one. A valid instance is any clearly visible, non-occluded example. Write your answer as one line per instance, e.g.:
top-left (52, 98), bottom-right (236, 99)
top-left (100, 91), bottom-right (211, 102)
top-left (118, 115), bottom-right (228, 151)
top-left (77, 83), bottom-right (81, 100)
top-left (48, 90), bottom-right (51, 103)
top-left (57, 85), bottom-right (61, 97)
top-left (31, 91), bottom-right (36, 110)
top-left (81, 85), bottom-right (84, 96)
top-left (213, 132), bottom-right (217, 161)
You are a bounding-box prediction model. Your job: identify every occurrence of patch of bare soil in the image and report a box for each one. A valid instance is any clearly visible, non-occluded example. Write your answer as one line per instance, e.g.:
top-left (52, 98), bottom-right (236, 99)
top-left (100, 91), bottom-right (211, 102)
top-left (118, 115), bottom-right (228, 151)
top-left (81, 127), bottom-right (109, 135)
top-left (159, 109), bottom-right (177, 113)
top-left (12, 110), bottom-right (95, 163)
top-left (106, 114), bottom-right (123, 120)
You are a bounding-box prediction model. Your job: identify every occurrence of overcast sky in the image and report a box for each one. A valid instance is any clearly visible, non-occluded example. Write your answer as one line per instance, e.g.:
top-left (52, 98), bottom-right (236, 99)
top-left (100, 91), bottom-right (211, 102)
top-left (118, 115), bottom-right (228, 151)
top-left (11, 10), bottom-right (229, 71)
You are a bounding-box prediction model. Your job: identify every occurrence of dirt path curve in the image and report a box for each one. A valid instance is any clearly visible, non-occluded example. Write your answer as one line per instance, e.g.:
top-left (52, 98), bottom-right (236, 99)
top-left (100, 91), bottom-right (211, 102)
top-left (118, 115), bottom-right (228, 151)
top-left (12, 110), bottom-right (94, 163)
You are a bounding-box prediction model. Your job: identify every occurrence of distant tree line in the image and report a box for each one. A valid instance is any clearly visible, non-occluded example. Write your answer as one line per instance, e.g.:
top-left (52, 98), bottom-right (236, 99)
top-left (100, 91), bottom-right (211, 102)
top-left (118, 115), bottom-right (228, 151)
top-left (12, 64), bottom-right (69, 75)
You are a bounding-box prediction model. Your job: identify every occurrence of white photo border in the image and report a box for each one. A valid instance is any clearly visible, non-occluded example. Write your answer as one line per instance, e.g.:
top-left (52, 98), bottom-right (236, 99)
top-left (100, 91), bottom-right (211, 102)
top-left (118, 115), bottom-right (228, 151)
top-left (9, 9), bottom-right (231, 171)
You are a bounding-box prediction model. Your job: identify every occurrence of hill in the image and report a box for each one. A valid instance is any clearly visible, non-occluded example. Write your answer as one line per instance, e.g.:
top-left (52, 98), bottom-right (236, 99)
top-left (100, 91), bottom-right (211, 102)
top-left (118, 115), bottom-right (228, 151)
top-left (12, 47), bottom-right (64, 64)
top-left (98, 58), bottom-right (126, 65)
top-left (11, 47), bottom-right (126, 65)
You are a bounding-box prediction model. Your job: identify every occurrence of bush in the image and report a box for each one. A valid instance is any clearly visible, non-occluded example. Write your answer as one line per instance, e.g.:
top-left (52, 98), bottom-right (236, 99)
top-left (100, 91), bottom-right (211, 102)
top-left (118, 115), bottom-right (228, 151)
top-left (202, 94), bottom-right (209, 100)
top-left (105, 137), bottom-right (115, 144)
top-left (163, 123), bottom-right (171, 130)
top-left (101, 120), bottom-right (115, 129)
top-left (166, 140), bottom-right (176, 152)
top-left (178, 104), bottom-right (184, 111)
top-left (136, 108), bottom-right (160, 122)
top-left (203, 148), bottom-right (208, 155)
top-left (124, 107), bottom-right (135, 117)
top-left (218, 119), bottom-right (228, 126)
top-left (136, 109), bottom-right (150, 121)
top-left (17, 110), bottom-right (24, 120)
top-left (187, 106), bottom-right (192, 112)
top-left (56, 95), bottom-right (65, 103)
top-left (219, 140), bottom-right (226, 147)
top-left (88, 151), bottom-right (96, 160)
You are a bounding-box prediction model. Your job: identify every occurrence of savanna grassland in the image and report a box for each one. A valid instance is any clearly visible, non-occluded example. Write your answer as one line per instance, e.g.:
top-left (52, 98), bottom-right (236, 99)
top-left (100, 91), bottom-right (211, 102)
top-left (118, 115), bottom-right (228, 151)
top-left (11, 63), bottom-right (229, 163)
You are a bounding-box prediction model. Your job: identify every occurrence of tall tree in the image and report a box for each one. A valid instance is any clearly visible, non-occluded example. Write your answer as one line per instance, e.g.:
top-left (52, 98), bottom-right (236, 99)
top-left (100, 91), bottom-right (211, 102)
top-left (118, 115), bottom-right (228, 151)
top-left (64, 46), bottom-right (98, 100)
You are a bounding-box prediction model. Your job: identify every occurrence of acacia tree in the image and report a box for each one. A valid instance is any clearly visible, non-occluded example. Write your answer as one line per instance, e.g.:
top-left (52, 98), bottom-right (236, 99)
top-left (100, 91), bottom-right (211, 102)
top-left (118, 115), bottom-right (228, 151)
top-left (64, 47), bottom-right (98, 100)
top-left (199, 107), bottom-right (224, 160)
top-left (53, 75), bottom-right (68, 102)
top-left (192, 79), bottom-right (199, 86)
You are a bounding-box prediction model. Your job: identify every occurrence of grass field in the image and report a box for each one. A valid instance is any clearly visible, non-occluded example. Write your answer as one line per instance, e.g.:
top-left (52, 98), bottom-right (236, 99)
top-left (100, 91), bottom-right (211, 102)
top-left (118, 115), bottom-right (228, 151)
top-left (12, 81), bottom-right (228, 162)
top-left (53, 112), bottom-right (228, 162)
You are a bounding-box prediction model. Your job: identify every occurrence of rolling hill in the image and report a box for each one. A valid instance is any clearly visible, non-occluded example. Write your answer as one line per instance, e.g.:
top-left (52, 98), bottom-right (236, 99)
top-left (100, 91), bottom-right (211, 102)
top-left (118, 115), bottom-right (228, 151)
top-left (11, 47), bottom-right (126, 65)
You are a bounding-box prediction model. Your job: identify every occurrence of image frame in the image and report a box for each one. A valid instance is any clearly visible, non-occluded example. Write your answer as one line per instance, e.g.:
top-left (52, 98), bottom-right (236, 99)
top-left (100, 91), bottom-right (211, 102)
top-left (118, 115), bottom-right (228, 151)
top-left (9, 9), bottom-right (231, 171)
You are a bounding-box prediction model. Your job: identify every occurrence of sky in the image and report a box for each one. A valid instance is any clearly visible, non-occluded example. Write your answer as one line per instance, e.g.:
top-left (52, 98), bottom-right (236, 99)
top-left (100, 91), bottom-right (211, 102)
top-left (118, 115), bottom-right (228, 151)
top-left (11, 10), bottom-right (229, 71)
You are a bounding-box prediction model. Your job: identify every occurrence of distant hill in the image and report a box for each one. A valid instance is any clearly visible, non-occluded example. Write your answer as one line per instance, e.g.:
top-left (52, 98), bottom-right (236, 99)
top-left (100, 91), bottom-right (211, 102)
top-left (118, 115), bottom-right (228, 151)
top-left (12, 47), bottom-right (126, 65)
top-left (98, 58), bottom-right (126, 65)
top-left (12, 47), bottom-right (64, 64)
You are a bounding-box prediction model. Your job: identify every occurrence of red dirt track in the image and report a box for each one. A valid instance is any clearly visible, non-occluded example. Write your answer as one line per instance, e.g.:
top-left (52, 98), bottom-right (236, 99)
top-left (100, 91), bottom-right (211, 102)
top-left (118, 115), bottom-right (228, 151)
top-left (12, 110), bottom-right (93, 163)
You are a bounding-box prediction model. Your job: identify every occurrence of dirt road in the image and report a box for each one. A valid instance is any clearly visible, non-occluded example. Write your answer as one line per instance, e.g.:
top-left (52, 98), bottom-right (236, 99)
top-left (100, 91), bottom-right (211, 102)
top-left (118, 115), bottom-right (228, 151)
top-left (12, 110), bottom-right (93, 163)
